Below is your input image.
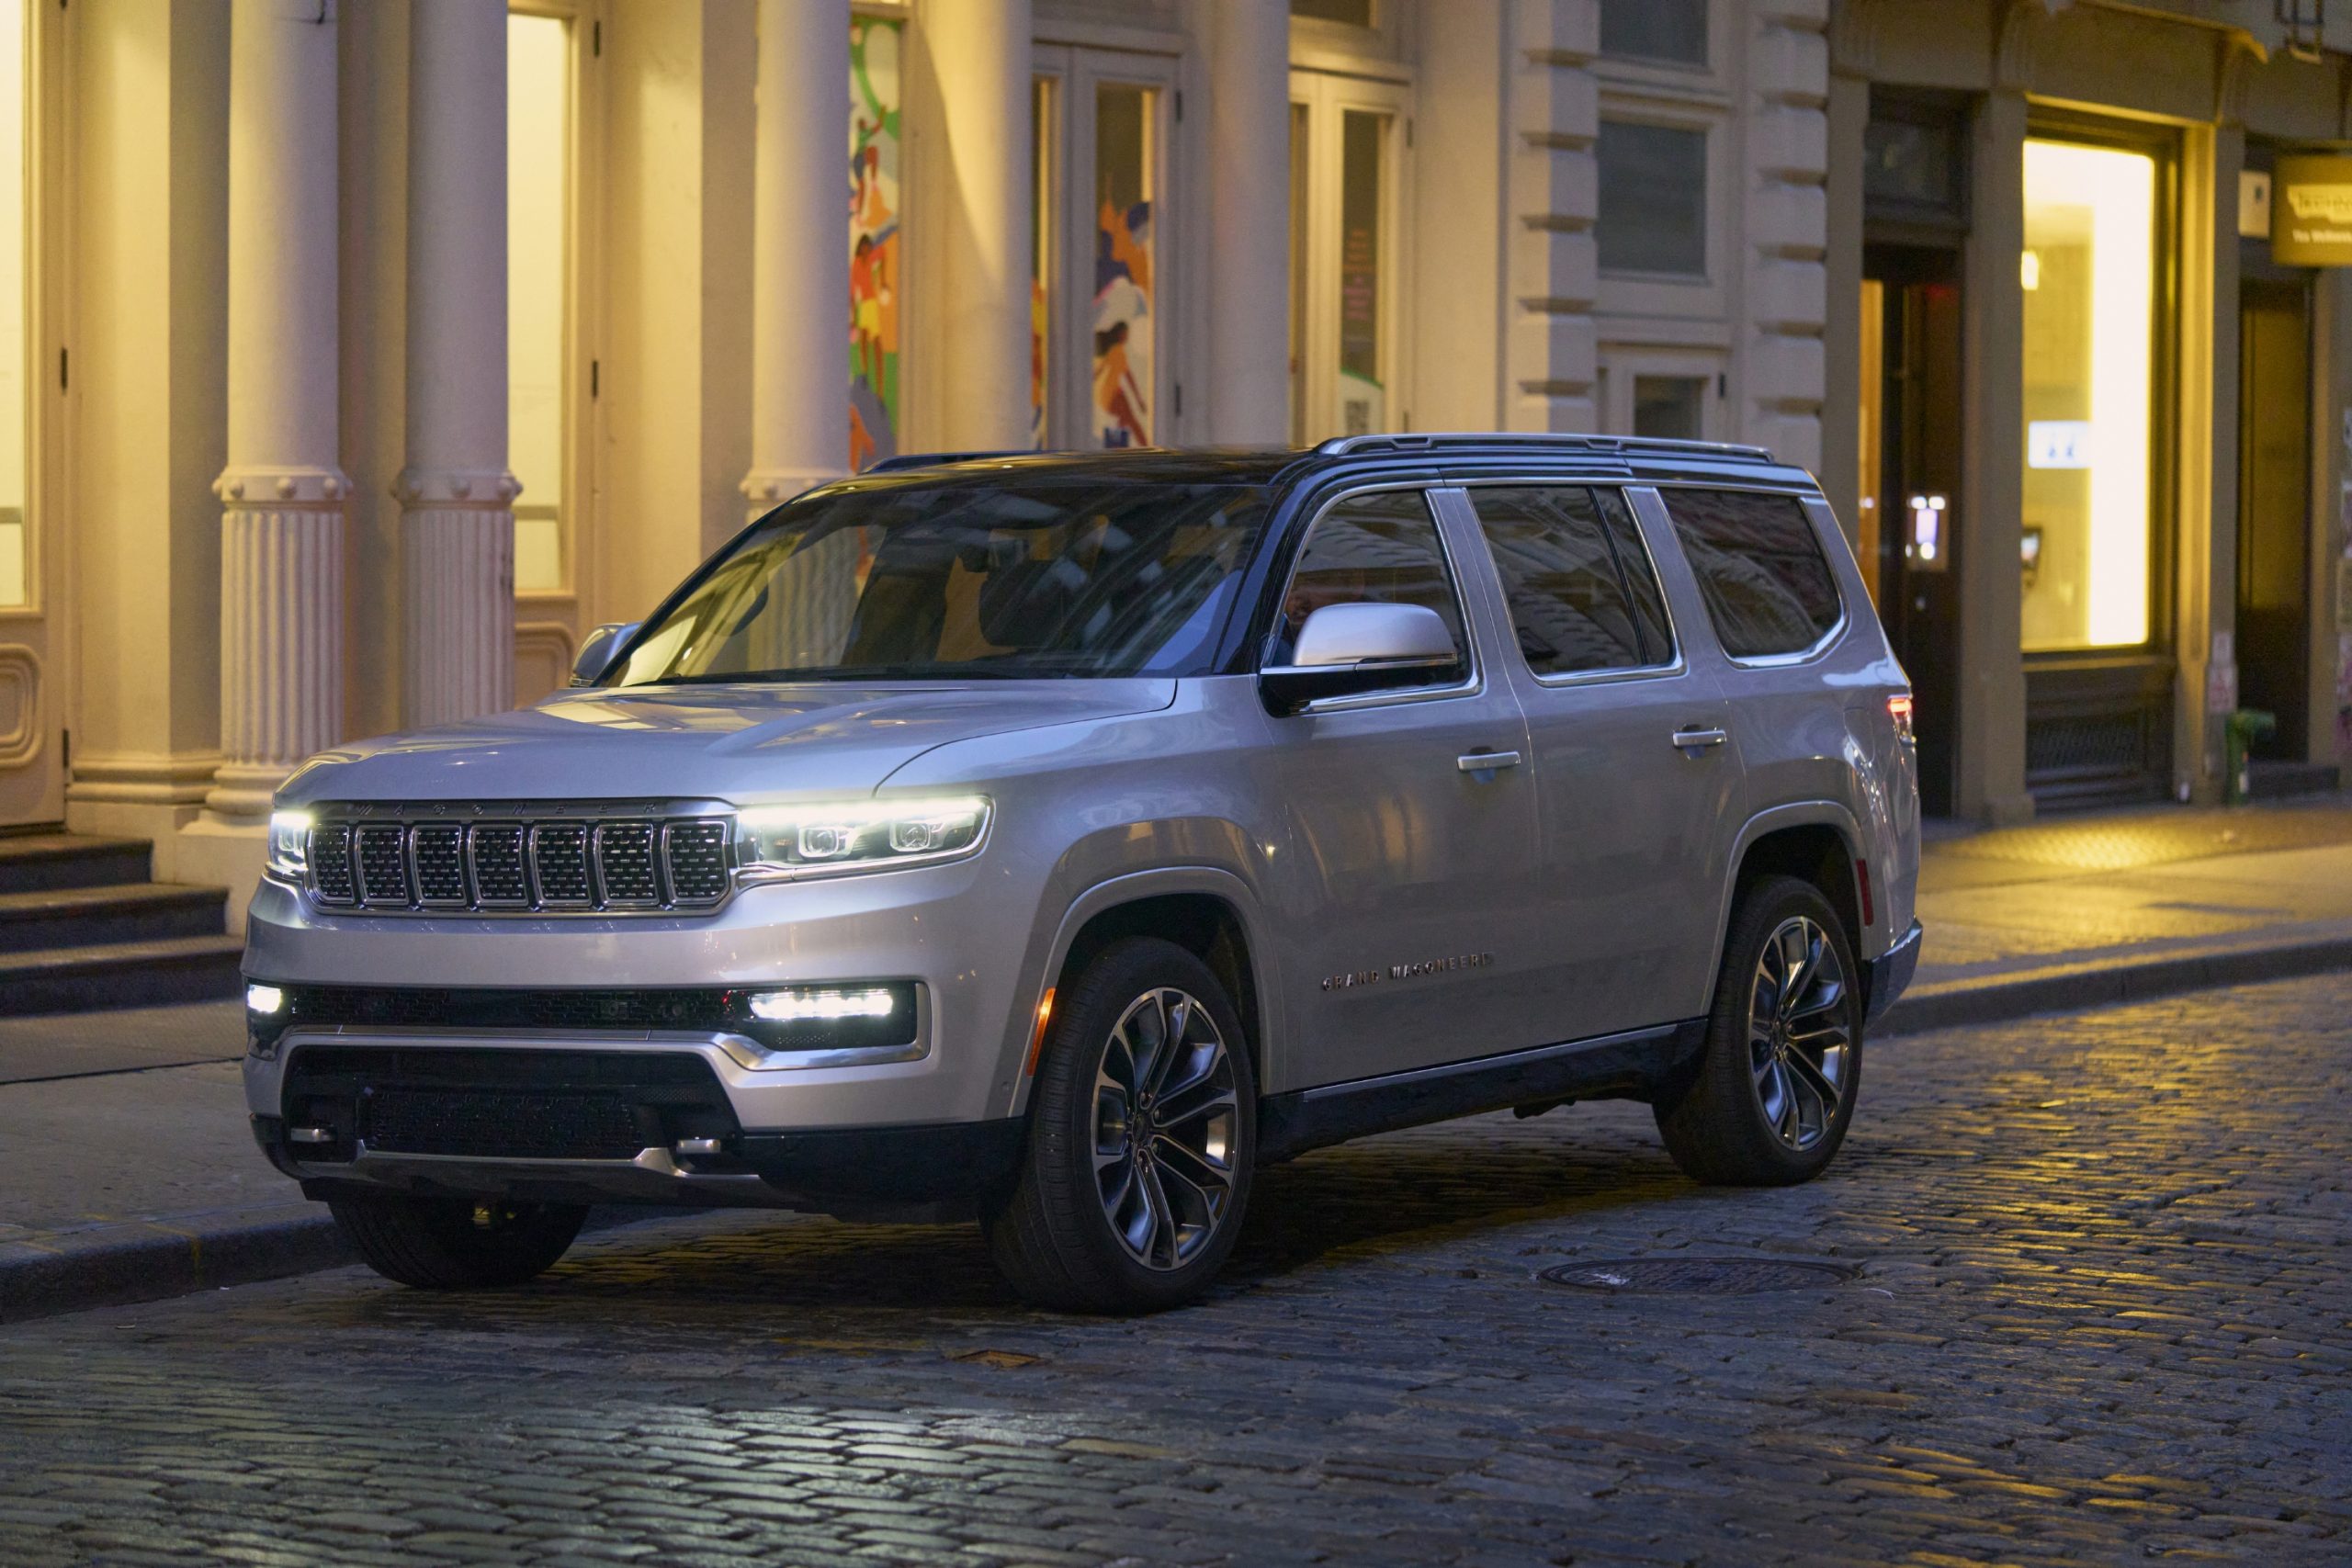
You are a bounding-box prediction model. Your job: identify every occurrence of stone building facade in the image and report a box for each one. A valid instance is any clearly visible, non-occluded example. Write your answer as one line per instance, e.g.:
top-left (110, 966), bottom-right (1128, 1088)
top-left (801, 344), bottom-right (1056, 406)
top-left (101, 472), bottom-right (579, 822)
top-left (0, 0), bottom-right (2345, 919)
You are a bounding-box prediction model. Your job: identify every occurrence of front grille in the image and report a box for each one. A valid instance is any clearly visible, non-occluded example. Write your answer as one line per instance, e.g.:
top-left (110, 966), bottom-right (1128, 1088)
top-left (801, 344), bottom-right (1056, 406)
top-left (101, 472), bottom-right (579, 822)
top-left (280, 1044), bottom-right (739, 1164)
top-left (302, 806), bottom-right (733, 915)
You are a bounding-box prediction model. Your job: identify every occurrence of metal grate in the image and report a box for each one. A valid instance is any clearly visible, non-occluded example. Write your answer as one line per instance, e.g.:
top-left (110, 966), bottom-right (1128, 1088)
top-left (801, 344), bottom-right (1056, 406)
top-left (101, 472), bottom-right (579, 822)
top-left (365, 1089), bottom-right (646, 1161)
top-left (302, 808), bottom-right (733, 914)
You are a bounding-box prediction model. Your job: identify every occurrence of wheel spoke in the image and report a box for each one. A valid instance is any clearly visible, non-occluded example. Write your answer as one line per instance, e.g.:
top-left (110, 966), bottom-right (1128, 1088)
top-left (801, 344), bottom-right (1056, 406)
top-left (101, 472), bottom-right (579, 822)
top-left (1784, 1046), bottom-right (1841, 1117)
top-left (1156, 1073), bottom-right (1235, 1130)
top-left (1771, 1061), bottom-right (1801, 1141)
top-left (1139, 1164), bottom-right (1180, 1268)
top-left (1154, 1132), bottom-right (1231, 1193)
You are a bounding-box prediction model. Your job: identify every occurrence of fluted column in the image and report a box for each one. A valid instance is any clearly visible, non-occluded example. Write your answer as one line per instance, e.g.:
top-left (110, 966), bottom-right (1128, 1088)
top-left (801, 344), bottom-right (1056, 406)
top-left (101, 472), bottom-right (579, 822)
top-left (926, 0), bottom-right (1032, 450)
top-left (209, 0), bottom-right (349, 820)
top-left (1204, 0), bottom-right (1290, 444)
top-left (398, 0), bottom-right (515, 728)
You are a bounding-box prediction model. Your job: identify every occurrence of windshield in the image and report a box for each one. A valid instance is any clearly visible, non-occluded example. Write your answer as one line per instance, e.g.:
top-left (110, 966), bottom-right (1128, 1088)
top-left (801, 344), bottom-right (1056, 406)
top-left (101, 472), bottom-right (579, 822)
top-left (606, 479), bottom-right (1274, 685)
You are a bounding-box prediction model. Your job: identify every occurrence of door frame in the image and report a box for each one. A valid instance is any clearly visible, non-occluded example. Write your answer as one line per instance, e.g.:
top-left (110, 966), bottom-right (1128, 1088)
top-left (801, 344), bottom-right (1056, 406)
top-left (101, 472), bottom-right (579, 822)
top-left (1, 0), bottom-right (71, 828)
top-left (1288, 67), bottom-right (1414, 445)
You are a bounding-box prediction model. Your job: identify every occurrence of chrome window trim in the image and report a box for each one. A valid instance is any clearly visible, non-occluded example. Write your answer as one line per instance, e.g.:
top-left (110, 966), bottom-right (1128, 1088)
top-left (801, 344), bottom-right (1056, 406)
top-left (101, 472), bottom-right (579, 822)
top-left (1447, 474), bottom-right (1691, 692)
top-left (1268, 480), bottom-right (1487, 716)
top-left (1635, 480), bottom-right (1850, 669)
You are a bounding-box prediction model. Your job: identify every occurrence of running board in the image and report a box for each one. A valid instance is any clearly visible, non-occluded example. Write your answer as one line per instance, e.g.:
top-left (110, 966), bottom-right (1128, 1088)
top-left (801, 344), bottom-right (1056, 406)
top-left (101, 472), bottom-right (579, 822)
top-left (1256, 1020), bottom-right (1706, 1162)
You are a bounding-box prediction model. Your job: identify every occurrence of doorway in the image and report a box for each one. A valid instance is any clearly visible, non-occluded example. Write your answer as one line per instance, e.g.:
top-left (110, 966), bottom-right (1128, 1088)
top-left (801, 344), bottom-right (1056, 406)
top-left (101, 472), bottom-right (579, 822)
top-left (1032, 47), bottom-right (1179, 451)
top-left (1860, 245), bottom-right (1963, 817)
top-left (2235, 275), bottom-right (2312, 760)
top-left (1288, 69), bottom-right (1411, 445)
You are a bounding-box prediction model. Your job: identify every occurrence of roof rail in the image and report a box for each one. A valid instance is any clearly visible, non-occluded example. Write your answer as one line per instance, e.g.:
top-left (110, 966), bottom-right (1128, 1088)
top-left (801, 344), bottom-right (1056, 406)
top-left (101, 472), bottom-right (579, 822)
top-left (1314, 432), bottom-right (1775, 462)
top-left (863, 449), bottom-right (1035, 473)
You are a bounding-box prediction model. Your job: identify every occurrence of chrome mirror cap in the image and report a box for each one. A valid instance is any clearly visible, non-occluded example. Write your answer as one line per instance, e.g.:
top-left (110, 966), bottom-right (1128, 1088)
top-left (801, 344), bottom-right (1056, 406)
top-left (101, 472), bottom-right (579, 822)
top-left (1290, 602), bottom-right (1456, 668)
top-left (570, 621), bottom-right (642, 687)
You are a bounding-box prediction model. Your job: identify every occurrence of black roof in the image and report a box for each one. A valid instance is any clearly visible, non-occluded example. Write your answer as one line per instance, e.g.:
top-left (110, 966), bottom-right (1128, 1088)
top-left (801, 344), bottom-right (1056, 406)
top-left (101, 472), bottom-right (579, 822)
top-left (842, 434), bottom-right (1813, 493)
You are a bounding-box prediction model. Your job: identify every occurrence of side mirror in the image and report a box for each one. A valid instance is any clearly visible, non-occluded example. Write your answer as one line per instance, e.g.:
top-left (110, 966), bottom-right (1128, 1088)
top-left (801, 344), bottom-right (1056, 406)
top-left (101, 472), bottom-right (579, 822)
top-left (1259, 602), bottom-right (1463, 716)
top-left (570, 621), bottom-right (642, 687)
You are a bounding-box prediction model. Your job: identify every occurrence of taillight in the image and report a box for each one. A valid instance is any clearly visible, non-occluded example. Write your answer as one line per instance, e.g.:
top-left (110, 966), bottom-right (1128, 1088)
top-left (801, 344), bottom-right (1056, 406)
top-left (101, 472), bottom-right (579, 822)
top-left (1887, 693), bottom-right (1915, 744)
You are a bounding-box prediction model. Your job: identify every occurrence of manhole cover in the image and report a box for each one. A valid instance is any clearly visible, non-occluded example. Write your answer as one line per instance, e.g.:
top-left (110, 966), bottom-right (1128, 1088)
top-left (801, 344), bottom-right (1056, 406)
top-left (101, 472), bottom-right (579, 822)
top-left (1539, 1258), bottom-right (1856, 1294)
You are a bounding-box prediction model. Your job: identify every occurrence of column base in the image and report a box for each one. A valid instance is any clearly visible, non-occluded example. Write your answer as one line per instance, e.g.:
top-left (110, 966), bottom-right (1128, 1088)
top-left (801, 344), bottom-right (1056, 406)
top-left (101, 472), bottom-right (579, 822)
top-left (205, 760), bottom-right (293, 822)
top-left (174, 812), bottom-right (267, 935)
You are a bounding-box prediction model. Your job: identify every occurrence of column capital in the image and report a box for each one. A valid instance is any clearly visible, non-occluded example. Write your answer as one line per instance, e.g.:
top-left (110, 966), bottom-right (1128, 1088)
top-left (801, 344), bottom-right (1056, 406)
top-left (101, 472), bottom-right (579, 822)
top-left (214, 464), bottom-right (355, 508)
top-left (741, 467), bottom-right (848, 506)
top-left (393, 466), bottom-right (522, 509)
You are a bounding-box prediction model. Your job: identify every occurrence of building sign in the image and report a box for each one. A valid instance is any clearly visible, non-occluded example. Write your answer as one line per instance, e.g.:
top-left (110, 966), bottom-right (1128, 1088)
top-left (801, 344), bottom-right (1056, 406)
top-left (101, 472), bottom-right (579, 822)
top-left (2027, 420), bottom-right (2091, 469)
top-left (2271, 155), bottom-right (2352, 266)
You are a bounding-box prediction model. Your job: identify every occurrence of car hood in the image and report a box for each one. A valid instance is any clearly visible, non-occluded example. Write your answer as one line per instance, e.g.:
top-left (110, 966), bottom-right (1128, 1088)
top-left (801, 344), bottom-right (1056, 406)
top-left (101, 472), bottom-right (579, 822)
top-left (278, 680), bottom-right (1179, 806)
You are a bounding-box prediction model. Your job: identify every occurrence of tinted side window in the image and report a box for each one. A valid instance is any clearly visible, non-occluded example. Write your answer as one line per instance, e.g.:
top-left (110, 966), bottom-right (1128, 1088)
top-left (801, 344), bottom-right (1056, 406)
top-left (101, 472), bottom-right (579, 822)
top-left (1273, 490), bottom-right (1466, 671)
top-left (1659, 489), bottom-right (1842, 659)
top-left (1468, 486), bottom-right (1674, 675)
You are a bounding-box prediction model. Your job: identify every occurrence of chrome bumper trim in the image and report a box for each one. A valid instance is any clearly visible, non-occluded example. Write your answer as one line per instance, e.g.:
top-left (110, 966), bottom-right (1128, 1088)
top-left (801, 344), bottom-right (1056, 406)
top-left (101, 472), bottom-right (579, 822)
top-left (271, 1021), bottom-right (929, 1073)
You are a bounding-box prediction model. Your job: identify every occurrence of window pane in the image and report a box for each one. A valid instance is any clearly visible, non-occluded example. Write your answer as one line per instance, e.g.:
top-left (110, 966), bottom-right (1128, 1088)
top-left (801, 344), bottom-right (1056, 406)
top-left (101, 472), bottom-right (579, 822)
top-left (1598, 121), bottom-right (1706, 276)
top-left (1634, 376), bottom-right (1705, 440)
top-left (1287, 102), bottom-right (1309, 447)
top-left (612, 482), bottom-right (1272, 685)
top-left (1291, 0), bottom-right (1374, 25)
top-left (2021, 138), bottom-right (2155, 651)
top-left (1276, 491), bottom-right (1464, 669)
top-left (0, 0), bottom-right (23, 608)
top-left (1864, 117), bottom-right (1962, 214)
top-left (507, 12), bottom-right (568, 595)
top-left (851, 16), bottom-right (904, 471)
top-left (1471, 488), bottom-right (1653, 674)
top-left (1600, 0), bottom-right (1707, 66)
top-left (1338, 110), bottom-right (1386, 435)
top-left (1594, 487), bottom-right (1675, 663)
top-left (1661, 490), bottom-right (1842, 658)
top-left (1093, 85), bottom-right (1155, 448)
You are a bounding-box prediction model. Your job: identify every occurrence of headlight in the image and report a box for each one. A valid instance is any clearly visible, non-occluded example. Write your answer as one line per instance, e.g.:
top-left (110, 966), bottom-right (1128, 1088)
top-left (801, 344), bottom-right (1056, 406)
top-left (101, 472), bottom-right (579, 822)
top-left (266, 810), bottom-right (312, 880)
top-left (737, 795), bottom-right (990, 879)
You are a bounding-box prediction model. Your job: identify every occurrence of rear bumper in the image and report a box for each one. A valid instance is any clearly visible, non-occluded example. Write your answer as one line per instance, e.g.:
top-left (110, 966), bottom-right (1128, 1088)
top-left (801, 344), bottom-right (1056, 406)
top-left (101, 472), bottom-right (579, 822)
top-left (1862, 919), bottom-right (1923, 1024)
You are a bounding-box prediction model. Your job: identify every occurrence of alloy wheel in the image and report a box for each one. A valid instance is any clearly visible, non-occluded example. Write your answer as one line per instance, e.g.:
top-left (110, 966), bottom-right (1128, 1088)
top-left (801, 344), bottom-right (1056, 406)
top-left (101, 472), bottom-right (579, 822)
top-left (1746, 915), bottom-right (1852, 1151)
top-left (1091, 987), bottom-right (1241, 1270)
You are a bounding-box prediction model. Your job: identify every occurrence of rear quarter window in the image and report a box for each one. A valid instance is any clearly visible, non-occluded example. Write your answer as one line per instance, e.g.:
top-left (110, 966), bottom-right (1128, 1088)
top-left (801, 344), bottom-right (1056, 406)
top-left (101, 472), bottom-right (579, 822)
top-left (1657, 489), bottom-right (1842, 660)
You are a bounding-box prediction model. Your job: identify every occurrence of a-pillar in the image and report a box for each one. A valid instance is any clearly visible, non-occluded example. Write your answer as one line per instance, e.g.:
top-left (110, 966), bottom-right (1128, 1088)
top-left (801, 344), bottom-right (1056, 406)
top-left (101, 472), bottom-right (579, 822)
top-left (1204, 0), bottom-right (1289, 444)
top-left (207, 0), bottom-right (348, 824)
top-left (397, 0), bottom-right (516, 729)
top-left (923, 0), bottom-right (1032, 450)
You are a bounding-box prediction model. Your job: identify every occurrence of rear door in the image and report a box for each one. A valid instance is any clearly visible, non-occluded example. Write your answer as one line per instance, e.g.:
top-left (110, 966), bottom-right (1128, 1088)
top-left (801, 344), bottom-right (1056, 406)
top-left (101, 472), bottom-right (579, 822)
top-left (1436, 482), bottom-right (1739, 1040)
top-left (1261, 484), bottom-right (1545, 1087)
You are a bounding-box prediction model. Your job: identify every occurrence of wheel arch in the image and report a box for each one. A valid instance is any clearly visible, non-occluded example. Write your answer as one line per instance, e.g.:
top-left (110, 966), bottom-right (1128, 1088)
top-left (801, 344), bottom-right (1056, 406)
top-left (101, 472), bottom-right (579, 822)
top-left (1711, 804), bottom-right (1869, 983)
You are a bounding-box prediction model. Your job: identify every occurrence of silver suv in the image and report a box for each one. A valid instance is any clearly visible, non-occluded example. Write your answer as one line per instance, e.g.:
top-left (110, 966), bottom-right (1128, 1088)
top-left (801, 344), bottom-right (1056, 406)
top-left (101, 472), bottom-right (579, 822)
top-left (244, 435), bottom-right (1921, 1314)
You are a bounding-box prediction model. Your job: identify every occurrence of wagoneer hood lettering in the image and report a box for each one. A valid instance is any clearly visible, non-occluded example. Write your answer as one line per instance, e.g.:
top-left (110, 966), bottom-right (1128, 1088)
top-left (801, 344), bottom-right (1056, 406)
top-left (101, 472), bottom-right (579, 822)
top-left (280, 680), bottom-right (1177, 805)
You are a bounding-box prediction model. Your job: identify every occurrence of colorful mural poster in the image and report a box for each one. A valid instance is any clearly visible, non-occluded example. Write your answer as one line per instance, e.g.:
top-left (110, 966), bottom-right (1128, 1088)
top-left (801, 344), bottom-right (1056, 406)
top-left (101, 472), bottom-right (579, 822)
top-left (850, 17), bottom-right (902, 473)
top-left (1091, 85), bottom-right (1154, 448)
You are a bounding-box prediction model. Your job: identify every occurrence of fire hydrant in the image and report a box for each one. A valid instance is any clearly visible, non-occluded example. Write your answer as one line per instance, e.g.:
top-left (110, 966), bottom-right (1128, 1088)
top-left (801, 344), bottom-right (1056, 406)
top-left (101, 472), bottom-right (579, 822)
top-left (2223, 708), bottom-right (2276, 806)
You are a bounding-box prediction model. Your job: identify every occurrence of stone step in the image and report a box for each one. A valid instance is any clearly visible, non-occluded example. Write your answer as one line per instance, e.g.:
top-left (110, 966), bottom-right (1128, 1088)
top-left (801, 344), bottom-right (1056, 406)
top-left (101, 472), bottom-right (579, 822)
top-left (0, 833), bottom-right (155, 896)
top-left (0, 935), bottom-right (246, 1018)
top-left (0, 882), bottom-right (232, 955)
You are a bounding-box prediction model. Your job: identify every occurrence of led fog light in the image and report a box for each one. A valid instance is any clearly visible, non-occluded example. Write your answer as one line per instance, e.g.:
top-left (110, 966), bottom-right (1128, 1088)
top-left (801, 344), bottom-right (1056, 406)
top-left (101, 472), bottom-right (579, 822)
top-left (728, 982), bottom-right (921, 1061)
top-left (747, 986), bottom-right (900, 1023)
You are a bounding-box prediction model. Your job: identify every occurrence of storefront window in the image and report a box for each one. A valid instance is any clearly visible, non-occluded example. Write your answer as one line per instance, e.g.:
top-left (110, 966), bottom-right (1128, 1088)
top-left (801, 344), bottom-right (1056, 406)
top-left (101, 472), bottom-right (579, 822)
top-left (2020, 138), bottom-right (2157, 651)
top-left (1092, 85), bottom-right (1154, 448)
top-left (507, 11), bottom-right (569, 596)
top-left (850, 16), bottom-right (903, 472)
top-left (1338, 109), bottom-right (1385, 436)
top-left (1030, 77), bottom-right (1054, 449)
top-left (1287, 103), bottom-right (1309, 446)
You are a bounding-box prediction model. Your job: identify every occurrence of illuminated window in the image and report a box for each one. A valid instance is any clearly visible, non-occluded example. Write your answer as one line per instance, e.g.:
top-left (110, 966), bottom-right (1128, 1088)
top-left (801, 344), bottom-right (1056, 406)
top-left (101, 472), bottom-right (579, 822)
top-left (1336, 109), bottom-right (1386, 437)
top-left (1030, 76), bottom-right (1054, 450)
top-left (0, 0), bottom-right (25, 609)
top-left (1092, 84), bottom-right (1155, 449)
top-left (2020, 138), bottom-right (2157, 652)
top-left (507, 11), bottom-right (570, 595)
top-left (1287, 102), bottom-right (1309, 446)
top-left (850, 16), bottom-right (903, 471)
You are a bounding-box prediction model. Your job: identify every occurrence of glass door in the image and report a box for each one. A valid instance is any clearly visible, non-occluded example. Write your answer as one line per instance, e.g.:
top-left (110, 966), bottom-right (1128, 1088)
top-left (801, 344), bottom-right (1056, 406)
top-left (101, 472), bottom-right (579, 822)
top-left (1289, 71), bottom-right (1411, 445)
top-left (1032, 48), bottom-right (1176, 450)
top-left (0, 0), bottom-right (62, 826)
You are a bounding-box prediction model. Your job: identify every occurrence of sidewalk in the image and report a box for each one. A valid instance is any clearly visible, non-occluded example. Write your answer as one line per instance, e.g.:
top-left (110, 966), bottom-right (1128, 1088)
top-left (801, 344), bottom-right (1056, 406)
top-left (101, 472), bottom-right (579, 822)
top-left (6, 792), bottom-right (2350, 1324)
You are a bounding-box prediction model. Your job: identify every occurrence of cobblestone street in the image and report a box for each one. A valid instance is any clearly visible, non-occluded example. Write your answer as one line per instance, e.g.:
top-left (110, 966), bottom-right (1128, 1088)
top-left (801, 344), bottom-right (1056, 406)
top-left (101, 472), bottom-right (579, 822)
top-left (3, 974), bottom-right (2348, 1566)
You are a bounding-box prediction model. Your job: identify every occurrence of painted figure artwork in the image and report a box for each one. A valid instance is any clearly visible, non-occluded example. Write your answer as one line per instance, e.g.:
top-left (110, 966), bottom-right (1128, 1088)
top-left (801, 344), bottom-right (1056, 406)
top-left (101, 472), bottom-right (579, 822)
top-left (1092, 198), bottom-right (1151, 448)
top-left (849, 17), bottom-right (902, 473)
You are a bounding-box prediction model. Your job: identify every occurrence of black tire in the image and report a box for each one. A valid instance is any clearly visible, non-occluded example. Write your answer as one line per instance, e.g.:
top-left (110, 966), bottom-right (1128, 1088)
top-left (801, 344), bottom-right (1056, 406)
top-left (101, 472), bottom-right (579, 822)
top-left (328, 1194), bottom-right (588, 1289)
top-left (984, 937), bottom-right (1257, 1314)
top-left (1655, 874), bottom-right (1863, 1186)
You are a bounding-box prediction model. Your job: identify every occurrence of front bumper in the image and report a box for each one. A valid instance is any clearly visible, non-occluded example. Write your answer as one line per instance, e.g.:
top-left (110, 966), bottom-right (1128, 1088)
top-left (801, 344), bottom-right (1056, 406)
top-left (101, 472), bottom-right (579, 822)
top-left (1862, 919), bottom-right (1923, 1025)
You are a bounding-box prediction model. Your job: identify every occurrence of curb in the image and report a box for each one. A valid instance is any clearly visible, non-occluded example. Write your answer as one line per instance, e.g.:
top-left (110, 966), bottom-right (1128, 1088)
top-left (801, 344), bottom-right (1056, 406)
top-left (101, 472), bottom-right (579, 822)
top-left (9, 934), bottom-right (2352, 1325)
top-left (1878, 929), bottom-right (2352, 1036)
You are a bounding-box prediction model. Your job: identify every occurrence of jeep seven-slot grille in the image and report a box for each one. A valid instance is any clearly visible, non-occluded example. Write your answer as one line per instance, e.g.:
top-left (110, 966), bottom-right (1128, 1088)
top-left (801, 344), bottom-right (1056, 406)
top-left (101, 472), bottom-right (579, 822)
top-left (304, 809), bottom-right (733, 914)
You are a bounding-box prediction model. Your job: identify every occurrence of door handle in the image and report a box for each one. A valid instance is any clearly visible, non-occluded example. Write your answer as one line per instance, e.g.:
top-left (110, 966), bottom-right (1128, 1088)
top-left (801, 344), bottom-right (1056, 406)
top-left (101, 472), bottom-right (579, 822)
top-left (1457, 750), bottom-right (1522, 774)
top-left (1670, 727), bottom-right (1728, 750)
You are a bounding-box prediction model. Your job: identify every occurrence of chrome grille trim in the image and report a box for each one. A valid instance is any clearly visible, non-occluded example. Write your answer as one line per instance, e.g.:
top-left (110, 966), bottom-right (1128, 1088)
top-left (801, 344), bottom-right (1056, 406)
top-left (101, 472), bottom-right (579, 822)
top-left (303, 805), bottom-right (734, 915)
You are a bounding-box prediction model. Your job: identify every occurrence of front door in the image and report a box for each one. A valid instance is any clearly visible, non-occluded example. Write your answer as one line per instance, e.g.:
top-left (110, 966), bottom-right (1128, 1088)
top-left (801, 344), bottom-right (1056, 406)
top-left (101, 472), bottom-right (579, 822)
top-left (1440, 483), bottom-right (1738, 1041)
top-left (1032, 46), bottom-right (1179, 450)
top-left (2236, 276), bottom-right (2312, 759)
top-left (1288, 69), bottom-right (1411, 443)
top-left (1, 2), bottom-right (62, 826)
top-left (1860, 247), bottom-right (1962, 816)
top-left (1261, 485), bottom-right (1541, 1088)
